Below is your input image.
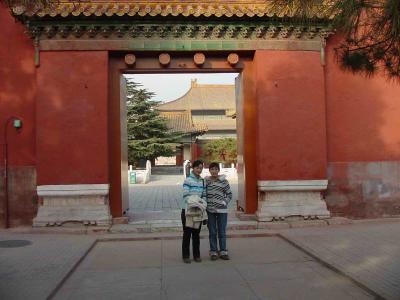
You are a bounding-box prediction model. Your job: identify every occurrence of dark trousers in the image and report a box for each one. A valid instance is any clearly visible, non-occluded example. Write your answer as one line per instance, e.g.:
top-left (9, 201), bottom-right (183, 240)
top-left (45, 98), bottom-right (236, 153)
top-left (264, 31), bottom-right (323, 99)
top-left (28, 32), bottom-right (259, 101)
top-left (181, 209), bottom-right (201, 259)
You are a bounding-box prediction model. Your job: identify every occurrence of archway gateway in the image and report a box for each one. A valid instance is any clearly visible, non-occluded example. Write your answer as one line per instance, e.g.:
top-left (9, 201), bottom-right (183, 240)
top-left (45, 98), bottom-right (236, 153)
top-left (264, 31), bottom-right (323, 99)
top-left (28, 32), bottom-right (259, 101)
top-left (13, 1), bottom-right (332, 226)
top-left (109, 53), bottom-right (255, 219)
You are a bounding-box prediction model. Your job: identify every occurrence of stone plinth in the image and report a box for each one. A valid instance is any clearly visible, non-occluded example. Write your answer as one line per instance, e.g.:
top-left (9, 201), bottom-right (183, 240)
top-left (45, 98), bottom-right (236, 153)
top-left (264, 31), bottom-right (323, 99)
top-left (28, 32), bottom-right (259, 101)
top-left (33, 184), bottom-right (112, 227)
top-left (256, 180), bottom-right (330, 222)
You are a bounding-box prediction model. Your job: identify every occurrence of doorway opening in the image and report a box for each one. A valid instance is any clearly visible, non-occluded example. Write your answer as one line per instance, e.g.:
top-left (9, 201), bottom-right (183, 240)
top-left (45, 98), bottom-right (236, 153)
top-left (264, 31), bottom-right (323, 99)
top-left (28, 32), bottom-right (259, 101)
top-left (109, 52), bottom-right (257, 224)
top-left (123, 73), bottom-right (240, 224)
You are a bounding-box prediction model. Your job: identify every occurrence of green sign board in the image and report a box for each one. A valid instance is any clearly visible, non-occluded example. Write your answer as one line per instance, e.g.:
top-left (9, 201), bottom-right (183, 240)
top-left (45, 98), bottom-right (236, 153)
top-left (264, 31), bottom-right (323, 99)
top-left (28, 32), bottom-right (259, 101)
top-left (129, 172), bottom-right (136, 184)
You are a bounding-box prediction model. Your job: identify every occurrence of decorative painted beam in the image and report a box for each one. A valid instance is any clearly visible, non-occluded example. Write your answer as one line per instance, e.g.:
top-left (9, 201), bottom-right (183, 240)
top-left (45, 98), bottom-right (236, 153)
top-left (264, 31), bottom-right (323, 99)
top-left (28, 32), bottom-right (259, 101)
top-left (227, 53), bottom-right (239, 65)
top-left (25, 22), bottom-right (333, 41)
top-left (24, 21), bottom-right (334, 51)
top-left (124, 53), bottom-right (136, 66)
top-left (193, 52), bottom-right (205, 66)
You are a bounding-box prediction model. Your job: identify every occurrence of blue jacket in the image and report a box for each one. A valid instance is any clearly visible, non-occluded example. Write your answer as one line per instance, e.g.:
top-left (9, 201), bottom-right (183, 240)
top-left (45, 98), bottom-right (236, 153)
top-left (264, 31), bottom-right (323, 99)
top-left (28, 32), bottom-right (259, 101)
top-left (181, 172), bottom-right (206, 209)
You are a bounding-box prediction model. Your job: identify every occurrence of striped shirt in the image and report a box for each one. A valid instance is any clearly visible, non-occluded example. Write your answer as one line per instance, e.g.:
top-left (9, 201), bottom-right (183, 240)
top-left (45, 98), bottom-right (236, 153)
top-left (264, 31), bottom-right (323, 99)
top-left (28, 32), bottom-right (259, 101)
top-left (181, 172), bottom-right (206, 209)
top-left (205, 175), bottom-right (232, 213)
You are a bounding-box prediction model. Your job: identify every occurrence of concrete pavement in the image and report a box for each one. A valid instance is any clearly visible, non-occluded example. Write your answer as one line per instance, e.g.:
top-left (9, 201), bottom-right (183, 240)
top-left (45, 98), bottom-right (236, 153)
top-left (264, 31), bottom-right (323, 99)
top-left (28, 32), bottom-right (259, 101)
top-left (0, 233), bottom-right (96, 300)
top-left (53, 237), bottom-right (372, 300)
top-left (1, 219), bottom-right (400, 299)
top-left (280, 221), bottom-right (400, 300)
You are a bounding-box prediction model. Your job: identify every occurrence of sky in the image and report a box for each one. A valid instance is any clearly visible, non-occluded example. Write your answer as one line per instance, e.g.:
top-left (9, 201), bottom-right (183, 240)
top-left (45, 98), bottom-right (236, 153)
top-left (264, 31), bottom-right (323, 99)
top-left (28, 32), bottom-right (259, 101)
top-left (124, 73), bottom-right (239, 102)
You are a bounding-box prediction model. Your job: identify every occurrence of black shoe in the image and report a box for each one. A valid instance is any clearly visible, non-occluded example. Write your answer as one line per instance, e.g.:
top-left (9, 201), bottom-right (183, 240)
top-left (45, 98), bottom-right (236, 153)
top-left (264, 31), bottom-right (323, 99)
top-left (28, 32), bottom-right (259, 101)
top-left (194, 257), bottom-right (202, 263)
top-left (220, 254), bottom-right (230, 260)
top-left (210, 254), bottom-right (218, 261)
top-left (183, 258), bottom-right (191, 264)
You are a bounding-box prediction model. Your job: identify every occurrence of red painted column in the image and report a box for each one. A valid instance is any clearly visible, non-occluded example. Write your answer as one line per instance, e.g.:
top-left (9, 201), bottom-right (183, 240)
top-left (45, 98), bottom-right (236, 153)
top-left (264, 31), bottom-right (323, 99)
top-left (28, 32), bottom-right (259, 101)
top-left (176, 150), bottom-right (183, 166)
top-left (36, 51), bottom-right (109, 185)
top-left (196, 143), bottom-right (203, 160)
top-left (254, 50), bottom-right (327, 180)
top-left (191, 142), bottom-right (198, 161)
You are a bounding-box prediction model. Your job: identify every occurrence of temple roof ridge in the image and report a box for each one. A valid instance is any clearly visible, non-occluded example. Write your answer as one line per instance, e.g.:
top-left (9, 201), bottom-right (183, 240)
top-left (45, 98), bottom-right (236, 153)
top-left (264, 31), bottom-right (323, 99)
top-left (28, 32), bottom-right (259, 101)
top-left (157, 81), bottom-right (235, 111)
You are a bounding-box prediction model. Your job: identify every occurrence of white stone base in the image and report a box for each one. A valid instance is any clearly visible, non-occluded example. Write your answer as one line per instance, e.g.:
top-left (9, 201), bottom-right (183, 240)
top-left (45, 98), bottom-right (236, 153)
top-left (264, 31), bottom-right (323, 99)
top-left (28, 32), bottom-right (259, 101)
top-left (33, 184), bottom-right (112, 227)
top-left (256, 180), bottom-right (330, 222)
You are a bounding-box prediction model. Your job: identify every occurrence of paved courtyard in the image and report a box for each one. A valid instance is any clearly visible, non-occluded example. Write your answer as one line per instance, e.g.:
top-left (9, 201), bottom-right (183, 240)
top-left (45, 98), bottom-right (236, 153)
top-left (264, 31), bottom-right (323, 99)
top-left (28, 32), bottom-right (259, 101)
top-left (128, 175), bottom-right (238, 223)
top-left (54, 236), bottom-right (372, 300)
top-left (1, 220), bottom-right (399, 299)
top-left (280, 221), bottom-right (400, 300)
top-left (0, 234), bottom-right (96, 300)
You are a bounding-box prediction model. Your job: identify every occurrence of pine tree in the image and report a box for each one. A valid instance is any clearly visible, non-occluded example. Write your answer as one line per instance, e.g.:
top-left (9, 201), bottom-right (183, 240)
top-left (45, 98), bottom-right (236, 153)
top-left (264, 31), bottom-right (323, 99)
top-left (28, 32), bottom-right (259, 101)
top-left (3, 0), bottom-right (52, 11)
top-left (272, 0), bottom-right (400, 79)
top-left (126, 80), bottom-right (181, 166)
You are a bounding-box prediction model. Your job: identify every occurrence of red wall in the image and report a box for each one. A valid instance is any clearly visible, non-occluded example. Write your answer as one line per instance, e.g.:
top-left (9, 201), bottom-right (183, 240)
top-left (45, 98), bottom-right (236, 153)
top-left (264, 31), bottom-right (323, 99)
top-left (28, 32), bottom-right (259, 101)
top-left (0, 5), bottom-right (37, 226)
top-left (324, 35), bottom-right (400, 218)
top-left (255, 50), bottom-right (327, 180)
top-left (2, 0), bottom-right (400, 222)
top-left (0, 5), bottom-right (36, 166)
top-left (326, 35), bottom-right (400, 162)
top-left (36, 51), bottom-right (109, 184)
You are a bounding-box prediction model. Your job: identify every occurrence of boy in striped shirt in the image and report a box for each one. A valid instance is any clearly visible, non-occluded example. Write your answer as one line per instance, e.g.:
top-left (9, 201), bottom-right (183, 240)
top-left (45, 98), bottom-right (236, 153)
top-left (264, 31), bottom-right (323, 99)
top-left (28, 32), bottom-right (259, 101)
top-left (205, 162), bottom-right (232, 260)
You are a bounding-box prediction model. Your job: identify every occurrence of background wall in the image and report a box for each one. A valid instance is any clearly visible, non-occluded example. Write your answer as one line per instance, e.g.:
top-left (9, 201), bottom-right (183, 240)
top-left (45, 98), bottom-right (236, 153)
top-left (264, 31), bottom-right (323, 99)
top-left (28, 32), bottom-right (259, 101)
top-left (0, 5), bottom-right (37, 227)
top-left (325, 35), bottom-right (400, 218)
top-left (1, 1), bottom-right (400, 224)
top-left (254, 50), bottom-right (327, 181)
top-left (36, 51), bottom-right (109, 185)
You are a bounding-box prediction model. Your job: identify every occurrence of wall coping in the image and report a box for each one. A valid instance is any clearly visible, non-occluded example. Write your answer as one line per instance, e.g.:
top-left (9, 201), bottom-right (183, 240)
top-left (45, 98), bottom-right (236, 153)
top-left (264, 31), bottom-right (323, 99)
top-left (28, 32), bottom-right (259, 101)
top-left (37, 184), bottom-right (110, 196)
top-left (257, 180), bottom-right (328, 191)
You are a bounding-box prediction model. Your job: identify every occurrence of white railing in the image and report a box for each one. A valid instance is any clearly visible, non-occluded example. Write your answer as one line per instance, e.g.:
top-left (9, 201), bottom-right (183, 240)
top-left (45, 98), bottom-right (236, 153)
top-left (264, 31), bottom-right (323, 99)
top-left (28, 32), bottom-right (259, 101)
top-left (184, 161), bottom-right (237, 181)
top-left (128, 160), bottom-right (151, 184)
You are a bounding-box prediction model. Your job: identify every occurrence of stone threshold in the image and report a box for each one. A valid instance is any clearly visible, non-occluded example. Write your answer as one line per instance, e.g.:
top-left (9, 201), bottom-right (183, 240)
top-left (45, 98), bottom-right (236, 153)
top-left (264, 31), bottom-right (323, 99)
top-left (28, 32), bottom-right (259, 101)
top-left (111, 217), bottom-right (353, 233)
top-left (3, 217), bottom-right (400, 235)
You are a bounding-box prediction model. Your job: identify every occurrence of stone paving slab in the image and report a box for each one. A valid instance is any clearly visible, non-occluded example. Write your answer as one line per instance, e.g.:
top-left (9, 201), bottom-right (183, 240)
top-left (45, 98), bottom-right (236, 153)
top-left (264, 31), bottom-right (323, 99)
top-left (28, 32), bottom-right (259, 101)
top-left (279, 221), bottom-right (400, 300)
top-left (129, 175), bottom-right (238, 218)
top-left (0, 233), bottom-right (95, 300)
top-left (53, 237), bottom-right (372, 300)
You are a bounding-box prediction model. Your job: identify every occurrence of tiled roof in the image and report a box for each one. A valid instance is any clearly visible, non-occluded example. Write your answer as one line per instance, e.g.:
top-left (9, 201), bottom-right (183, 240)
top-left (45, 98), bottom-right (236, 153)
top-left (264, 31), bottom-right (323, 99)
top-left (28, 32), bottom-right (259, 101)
top-left (157, 80), bottom-right (235, 111)
top-left (198, 119), bottom-right (237, 131)
top-left (160, 111), bottom-right (208, 134)
top-left (12, 1), bottom-right (334, 19)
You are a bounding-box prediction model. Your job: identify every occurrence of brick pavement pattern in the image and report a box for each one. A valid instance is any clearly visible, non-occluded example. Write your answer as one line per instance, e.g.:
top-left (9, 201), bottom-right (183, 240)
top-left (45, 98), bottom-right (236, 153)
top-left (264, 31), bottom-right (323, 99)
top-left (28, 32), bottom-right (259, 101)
top-left (280, 221), bottom-right (400, 300)
top-left (129, 175), bottom-right (238, 222)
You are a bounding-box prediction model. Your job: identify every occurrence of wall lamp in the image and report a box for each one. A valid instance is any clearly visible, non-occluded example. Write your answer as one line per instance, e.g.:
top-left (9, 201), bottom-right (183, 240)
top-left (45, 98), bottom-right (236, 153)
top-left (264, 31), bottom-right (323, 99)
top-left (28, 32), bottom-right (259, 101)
top-left (2, 116), bottom-right (23, 228)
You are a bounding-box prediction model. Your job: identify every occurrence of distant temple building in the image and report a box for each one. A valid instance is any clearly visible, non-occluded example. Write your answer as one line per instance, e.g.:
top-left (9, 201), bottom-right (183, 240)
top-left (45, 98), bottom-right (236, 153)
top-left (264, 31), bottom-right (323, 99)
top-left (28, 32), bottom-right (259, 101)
top-left (157, 79), bottom-right (237, 164)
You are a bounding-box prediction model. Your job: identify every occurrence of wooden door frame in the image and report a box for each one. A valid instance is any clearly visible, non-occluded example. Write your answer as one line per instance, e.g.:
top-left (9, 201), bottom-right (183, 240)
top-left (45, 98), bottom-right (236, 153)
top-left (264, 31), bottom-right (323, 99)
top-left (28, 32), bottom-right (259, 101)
top-left (108, 51), bottom-right (257, 217)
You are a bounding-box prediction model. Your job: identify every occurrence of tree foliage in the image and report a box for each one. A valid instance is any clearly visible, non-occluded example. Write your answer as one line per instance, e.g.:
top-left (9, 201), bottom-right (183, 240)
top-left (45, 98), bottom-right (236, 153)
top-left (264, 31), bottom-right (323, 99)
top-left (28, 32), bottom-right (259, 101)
top-left (2, 0), bottom-right (53, 10)
top-left (201, 138), bottom-right (237, 165)
top-left (126, 80), bottom-right (181, 166)
top-left (273, 0), bottom-right (400, 79)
